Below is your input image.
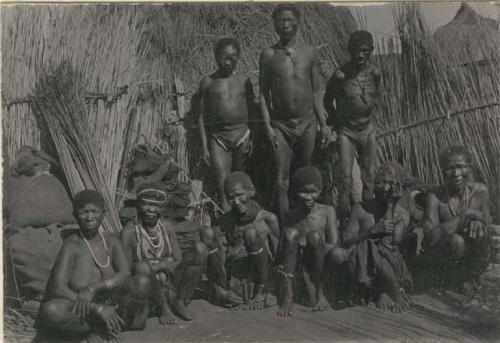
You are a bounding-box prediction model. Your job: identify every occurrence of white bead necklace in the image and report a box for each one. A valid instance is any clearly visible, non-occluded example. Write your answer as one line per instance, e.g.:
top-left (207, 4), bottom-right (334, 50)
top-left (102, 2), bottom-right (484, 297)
top-left (80, 228), bottom-right (110, 269)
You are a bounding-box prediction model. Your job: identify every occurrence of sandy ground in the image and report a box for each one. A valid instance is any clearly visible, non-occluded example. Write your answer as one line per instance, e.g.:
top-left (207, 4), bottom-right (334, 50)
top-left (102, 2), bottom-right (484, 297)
top-left (8, 292), bottom-right (498, 343)
top-left (120, 293), bottom-right (496, 343)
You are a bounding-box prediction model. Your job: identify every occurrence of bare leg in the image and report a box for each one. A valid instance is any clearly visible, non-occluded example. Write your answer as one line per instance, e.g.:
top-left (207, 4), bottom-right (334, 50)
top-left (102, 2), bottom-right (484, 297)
top-left (293, 121), bottom-right (317, 168)
top-left (360, 130), bottom-right (377, 201)
top-left (116, 274), bottom-right (152, 331)
top-left (174, 241), bottom-right (208, 321)
top-left (201, 228), bottom-right (242, 307)
top-left (232, 134), bottom-right (251, 172)
top-left (337, 135), bottom-right (356, 218)
top-left (277, 228), bottom-right (299, 316)
top-left (38, 299), bottom-right (90, 337)
top-left (377, 258), bottom-right (409, 313)
top-left (304, 231), bottom-right (330, 312)
top-left (210, 137), bottom-right (233, 212)
top-left (133, 262), bottom-right (178, 325)
top-left (244, 227), bottom-right (268, 310)
top-left (272, 130), bottom-right (293, 224)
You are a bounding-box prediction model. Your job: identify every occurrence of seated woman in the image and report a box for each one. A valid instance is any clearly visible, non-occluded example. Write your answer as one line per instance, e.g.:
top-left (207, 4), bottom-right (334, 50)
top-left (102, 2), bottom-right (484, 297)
top-left (37, 190), bottom-right (151, 342)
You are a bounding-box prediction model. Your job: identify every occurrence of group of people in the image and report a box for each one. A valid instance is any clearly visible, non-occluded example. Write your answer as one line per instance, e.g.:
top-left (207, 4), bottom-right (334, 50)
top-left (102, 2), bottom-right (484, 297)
top-left (36, 4), bottom-right (493, 342)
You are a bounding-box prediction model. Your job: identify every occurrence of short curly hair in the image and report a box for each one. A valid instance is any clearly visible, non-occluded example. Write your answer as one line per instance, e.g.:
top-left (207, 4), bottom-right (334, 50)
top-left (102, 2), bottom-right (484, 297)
top-left (440, 146), bottom-right (472, 167)
top-left (272, 4), bottom-right (301, 20)
top-left (214, 37), bottom-right (241, 57)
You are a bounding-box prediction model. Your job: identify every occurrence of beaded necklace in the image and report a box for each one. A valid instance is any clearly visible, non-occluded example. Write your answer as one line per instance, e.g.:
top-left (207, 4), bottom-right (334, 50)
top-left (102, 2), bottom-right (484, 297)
top-left (80, 228), bottom-right (110, 269)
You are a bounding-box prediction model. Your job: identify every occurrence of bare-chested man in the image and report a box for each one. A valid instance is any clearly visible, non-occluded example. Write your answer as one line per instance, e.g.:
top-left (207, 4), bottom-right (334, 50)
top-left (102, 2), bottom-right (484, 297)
top-left (334, 162), bottom-right (413, 313)
top-left (216, 172), bottom-right (280, 309)
top-left (198, 38), bottom-right (255, 212)
top-left (121, 182), bottom-right (206, 324)
top-left (324, 30), bottom-right (380, 217)
top-left (278, 167), bottom-right (339, 316)
top-left (423, 146), bottom-right (491, 287)
top-left (38, 190), bottom-right (151, 342)
top-left (260, 4), bottom-right (329, 223)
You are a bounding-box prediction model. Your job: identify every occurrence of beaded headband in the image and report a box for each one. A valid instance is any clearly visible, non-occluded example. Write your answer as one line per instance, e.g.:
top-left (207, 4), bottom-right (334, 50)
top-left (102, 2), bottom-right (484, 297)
top-left (137, 188), bottom-right (167, 203)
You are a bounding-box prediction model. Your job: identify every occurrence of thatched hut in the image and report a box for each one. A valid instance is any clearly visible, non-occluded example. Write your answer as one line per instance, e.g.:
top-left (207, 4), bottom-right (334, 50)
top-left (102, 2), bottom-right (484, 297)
top-left (1, 4), bottom-right (357, 230)
top-left (433, 3), bottom-right (500, 67)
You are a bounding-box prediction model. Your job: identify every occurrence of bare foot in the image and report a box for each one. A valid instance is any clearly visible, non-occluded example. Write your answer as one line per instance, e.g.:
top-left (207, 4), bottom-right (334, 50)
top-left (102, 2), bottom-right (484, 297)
top-left (159, 305), bottom-right (178, 325)
top-left (213, 285), bottom-right (243, 308)
top-left (392, 300), bottom-right (408, 313)
top-left (277, 280), bottom-right (294, 316)
top-left (277, 298), bottom-right (293, 316)
top-left (173, 300), bottom-right (194, 321)
top-left (264, 293), bottom-right (277, 307)
top-left (312, 294), bottom-right (330, 312)
top-left (248, 293), bottom-right (266, 310)
top-left (376, 292), bottom-right (394, 310)
top-left (391, 294), bottom-right (409, 313)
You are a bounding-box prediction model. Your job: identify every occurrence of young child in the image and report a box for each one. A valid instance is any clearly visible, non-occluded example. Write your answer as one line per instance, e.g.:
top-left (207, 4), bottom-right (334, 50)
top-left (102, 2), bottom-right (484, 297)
top-left (324, 30), bottom-right (380, 217)
top-left (198, 38), bottom-right (255, 212)
top-left (120, 182), bottom-right (205, 324)
top-left (278, 167), bottom-right (339, 316)
top-left (216, 172), bottom-right (280, 309)
top-left (335, 162), bottom-right (413, 313)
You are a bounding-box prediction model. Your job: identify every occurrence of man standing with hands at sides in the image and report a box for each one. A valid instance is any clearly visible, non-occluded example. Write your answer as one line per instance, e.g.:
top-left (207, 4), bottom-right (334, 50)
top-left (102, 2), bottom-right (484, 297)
top-left (198, 38), bottom-right (255, 212)
top-left (324, 30), bottom-right (380, 219)
top-left (260, 4), bottom-right (330, 223)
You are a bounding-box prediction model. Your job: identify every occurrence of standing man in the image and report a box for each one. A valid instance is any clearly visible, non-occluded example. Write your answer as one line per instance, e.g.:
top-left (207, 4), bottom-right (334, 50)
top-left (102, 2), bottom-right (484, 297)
top-left (198, 38), bottom-right (255, 212)
top-left (324, 30), bottom-right (380, 218)
top-left (260, 4), bottom-right (329, 223)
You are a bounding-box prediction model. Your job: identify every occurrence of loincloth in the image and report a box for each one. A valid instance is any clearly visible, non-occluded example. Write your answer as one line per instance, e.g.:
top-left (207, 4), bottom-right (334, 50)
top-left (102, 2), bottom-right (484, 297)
top-left (337, 122), bottom-right (374, 149)
top-left (211, 125), bottom-right (250, 152)
top-left (346, 238), bottom-right (380, 286)
top-left (271, 112), bottom-right (317, 147)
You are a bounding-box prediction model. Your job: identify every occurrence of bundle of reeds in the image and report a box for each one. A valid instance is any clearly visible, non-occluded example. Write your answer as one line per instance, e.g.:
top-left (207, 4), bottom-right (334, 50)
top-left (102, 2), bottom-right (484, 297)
top-left (30, 63), bottom-right (122, 233)
top-left (2, 5), bottom-right (178, 215)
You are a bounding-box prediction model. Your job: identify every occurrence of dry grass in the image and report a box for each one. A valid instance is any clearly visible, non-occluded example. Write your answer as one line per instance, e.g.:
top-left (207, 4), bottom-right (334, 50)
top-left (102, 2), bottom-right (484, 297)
top-left (2, 4), bottom-right (498, 224)
top-left (372, 4), bottom-right (499, 214)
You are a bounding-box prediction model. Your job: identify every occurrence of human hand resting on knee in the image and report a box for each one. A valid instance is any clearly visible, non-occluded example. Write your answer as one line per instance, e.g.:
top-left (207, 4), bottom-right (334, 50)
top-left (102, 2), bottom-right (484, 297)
top-left (73, 286), bottom-right (95, 318)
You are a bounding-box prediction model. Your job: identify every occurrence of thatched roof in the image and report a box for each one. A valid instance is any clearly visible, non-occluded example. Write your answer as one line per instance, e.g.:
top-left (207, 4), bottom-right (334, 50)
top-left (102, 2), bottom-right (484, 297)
top-left (433, 3), bottom-right (500, 65)
top-left (1, 4), bottom-right (357, 229)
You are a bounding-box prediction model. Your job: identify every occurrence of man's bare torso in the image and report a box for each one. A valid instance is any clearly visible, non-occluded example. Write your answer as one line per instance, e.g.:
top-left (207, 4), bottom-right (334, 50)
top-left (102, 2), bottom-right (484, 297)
top-left (434, 182), bottom-right (486, 224)
top-left (262, 43), bottom-right (315, 118)
top-left (334, 63), bottom-right (379, 128)
top-left (204, 73), bottom-right (249, 131)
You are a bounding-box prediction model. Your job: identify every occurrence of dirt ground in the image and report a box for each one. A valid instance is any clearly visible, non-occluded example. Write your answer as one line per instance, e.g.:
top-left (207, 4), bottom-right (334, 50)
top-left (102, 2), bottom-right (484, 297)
top-left (6, 292), bottom-right (498, 343)
top-left (119, 293), bottom-right (498, 343)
